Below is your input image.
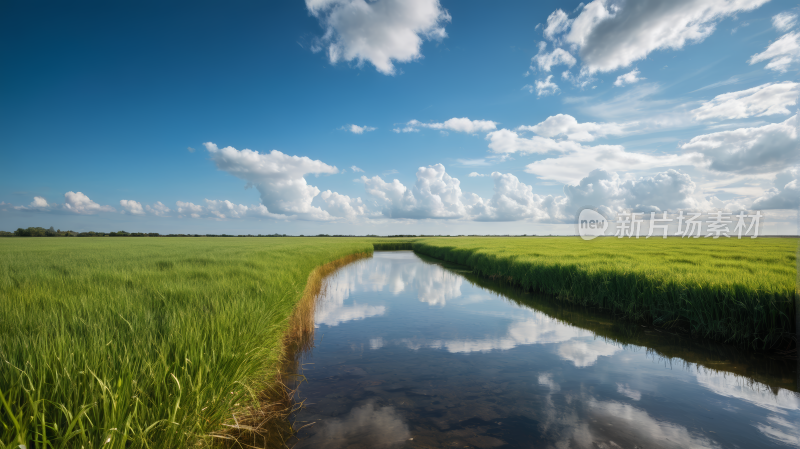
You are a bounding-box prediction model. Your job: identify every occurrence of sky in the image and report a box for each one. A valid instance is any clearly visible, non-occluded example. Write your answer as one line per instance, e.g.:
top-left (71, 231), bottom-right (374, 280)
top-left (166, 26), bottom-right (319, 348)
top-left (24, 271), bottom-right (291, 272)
top-left (1, 0), bottom-right (798, 235)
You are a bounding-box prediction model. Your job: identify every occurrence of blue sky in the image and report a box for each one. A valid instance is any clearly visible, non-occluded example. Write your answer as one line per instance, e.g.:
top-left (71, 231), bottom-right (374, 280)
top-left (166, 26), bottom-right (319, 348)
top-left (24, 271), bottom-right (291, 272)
top-left (1, 0), bottom-right (798, 235)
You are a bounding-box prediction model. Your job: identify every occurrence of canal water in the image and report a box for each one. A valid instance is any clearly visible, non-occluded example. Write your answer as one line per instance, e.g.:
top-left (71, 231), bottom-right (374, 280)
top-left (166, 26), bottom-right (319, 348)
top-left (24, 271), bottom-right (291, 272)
top-left (290, 251), bottom-right (799, 448)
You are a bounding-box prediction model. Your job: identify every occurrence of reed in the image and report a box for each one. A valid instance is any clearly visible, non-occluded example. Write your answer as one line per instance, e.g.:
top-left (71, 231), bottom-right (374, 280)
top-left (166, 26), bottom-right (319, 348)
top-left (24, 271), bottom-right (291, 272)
top-left (411, 237), bottom-right (797, 351)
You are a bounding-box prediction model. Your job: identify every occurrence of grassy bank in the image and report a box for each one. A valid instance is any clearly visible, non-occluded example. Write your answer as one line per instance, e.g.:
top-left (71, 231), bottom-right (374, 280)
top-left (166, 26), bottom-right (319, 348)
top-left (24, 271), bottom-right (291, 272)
top-left (412, 237), bottom-right (797, 352)
top-left (0, 238), bottom-right (373, 448)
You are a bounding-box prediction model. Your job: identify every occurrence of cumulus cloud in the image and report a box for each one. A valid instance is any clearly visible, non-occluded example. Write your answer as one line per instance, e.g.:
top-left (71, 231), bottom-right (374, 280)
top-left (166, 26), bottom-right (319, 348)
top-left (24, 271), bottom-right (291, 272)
top-left (14, 196), bottom-right (52, 210)
top-left (319, 190), bottom-right (369, 219)
top-left (773, 12), bottom-right (798, 32)
top-left (525, 143), bottom-right (703, 184)
top-left (519, 114), bottom-right (629, 142)
top-left (753, 167), bottom-right (800, 210)
top-left (468, 172), bottom-right (485, 177)
top-left (544, 9), bottom-right (572, 40)
top-left (559, 0), bottom-right (769, 73)
top-left (613, 69), bottom-right (642, 87)
top-left (174, 199), bottom-right (283, 220)
top-left (681, 114), bottom-right (799, 174)
top-left (400, 117), bottom-right (497, 134)
top-left (306, 0), bottom-right (450, 75)
top-left (205, 142), bottom-right (359, 221)
top-left (145, 201), bottom-right (171, 217)
top-left (533, 42), bottom-right (577, 72)
top-left (748, 31), bottom-right (800, 73)
top-left (562, 169), bottom-right (703, 216)
top-left (470, 172), bottom-right (567, 222)
top-left (119, 200), bottom-right (145, 215)
top-left (204, 199), bottom-right (249, 219)
top-left (692, 82), bottom-right (799, 120)
top-left (535, 75), bottom-right (560, 97)
top-left (363, 163), bottom-right (467, 219)
top-left (176, 201), bottom-right (204, 219)
top-left (486, 129), bottom-right (581, 154)
top-left (346, 124), bottom-right (375, 134)
top-left (64, 192), bottom-right (115, 214)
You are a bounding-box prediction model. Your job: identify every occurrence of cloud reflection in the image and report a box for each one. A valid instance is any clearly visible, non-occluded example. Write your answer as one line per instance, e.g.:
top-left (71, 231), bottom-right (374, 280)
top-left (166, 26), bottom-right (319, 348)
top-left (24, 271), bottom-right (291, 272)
top-left (298, 400), bottom-right (410, 448)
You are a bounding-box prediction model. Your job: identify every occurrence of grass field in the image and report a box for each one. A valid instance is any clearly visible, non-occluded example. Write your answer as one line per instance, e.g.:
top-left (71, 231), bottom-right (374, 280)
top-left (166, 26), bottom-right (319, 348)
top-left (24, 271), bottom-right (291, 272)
top-left (0, 236), bottom-right (796, 448)
top-left (412, 237), bottom-right (797, 351)
top-left (0, 238), bottom-right (373, 448)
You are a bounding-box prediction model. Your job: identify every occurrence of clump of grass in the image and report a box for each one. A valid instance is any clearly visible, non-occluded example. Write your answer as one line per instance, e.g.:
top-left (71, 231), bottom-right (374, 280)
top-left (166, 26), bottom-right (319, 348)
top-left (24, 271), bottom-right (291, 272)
top-left (0, 238), bottom-right (373, 448)
top-left (412, 237), bottom-right (797, 351)
top-left (372, 242), bottom-right (414, 251)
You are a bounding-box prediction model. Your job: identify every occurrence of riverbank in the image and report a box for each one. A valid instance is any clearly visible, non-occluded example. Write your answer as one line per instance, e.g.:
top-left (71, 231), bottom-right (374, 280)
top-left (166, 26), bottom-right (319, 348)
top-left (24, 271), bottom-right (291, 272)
top-left (411, 237), bottom-right (797, 352)
top-left (0, 238), bottom-right (374, 448)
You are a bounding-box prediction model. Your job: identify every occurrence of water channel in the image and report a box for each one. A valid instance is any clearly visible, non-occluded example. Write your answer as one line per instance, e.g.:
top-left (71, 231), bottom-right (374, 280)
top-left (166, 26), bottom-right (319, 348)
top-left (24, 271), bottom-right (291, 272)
top-left (290, 251), bottom-right (799, 448)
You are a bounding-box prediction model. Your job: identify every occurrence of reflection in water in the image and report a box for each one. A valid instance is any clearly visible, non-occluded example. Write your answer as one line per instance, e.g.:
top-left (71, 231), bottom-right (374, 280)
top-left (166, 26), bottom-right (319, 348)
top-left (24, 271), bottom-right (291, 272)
top-left (297, 401), bottom-right (410, 448)
top-left (293, 251), bottom-right (799, 448)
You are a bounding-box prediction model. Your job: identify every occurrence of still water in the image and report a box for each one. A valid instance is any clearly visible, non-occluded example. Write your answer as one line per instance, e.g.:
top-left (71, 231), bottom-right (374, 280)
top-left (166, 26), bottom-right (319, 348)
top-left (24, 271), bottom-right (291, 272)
top-left (290, 251), bottom-right (799, 448)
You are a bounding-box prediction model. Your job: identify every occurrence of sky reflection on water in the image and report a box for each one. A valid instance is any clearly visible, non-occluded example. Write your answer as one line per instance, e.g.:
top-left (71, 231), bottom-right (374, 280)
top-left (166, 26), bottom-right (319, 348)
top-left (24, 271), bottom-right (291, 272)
top-left (292, 251), bottom-right (799, 449)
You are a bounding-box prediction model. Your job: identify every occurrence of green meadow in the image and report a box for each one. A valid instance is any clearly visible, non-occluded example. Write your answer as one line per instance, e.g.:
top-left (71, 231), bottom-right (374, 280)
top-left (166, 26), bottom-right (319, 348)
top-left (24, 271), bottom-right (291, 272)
top-left (413, 237), bottom-right (797, 351)
top-left (0, 238), bottom-right (373, 448)
top-left (0, 236), bottom-right (796, 448)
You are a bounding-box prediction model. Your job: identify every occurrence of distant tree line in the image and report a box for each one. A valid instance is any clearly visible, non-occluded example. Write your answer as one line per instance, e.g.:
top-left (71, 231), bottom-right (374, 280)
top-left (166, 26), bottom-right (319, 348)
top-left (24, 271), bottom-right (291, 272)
top-left (0, 228), bottom-right (384, 237)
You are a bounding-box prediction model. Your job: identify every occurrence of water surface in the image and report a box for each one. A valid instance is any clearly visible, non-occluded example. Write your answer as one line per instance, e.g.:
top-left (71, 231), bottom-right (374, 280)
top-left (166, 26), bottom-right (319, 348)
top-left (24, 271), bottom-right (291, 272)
top-left (291, 251), bottom-right (799, 448)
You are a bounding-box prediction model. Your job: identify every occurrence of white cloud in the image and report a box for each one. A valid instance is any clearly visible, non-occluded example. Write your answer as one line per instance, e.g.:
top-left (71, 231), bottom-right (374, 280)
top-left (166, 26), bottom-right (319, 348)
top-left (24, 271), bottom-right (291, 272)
top-left (14, 196), bottom-right (52, 210)
top-left (561, 169), bottom-right (703, 216)
top-left (681, 114), bottom-right (799, 174)
top-left (187, 146), bottom-right (196, 153)
top-left (613, 69), bottom-right (642, 87)
top-left (692, 82), bottom-right (800, 120)
top-left (519, 114), bottom-right (629, 142)
top-left (525, 144), bottom-right (703, 184)
top-left (205, 142), bottom-right (350, 221)
top-left (176, 201), bottom-right (204, 219)
top-left (306, 0), bottom-right (450, 75)
top-left (533, 42), bottom-right (577, 72)
top-left (535, 75), bottom-right (560, 97)
top-left (470, 172), bottom-right (567, 222)
top-left (772, 12), bottom-right (798, 32)
top-left (63, 192), bottom-right (115, 214)
top-left (350, 165), bottom-right (365, 172)
top-left (544, 9), bottom-right (572, 40)
top-left (33, 197), bottom-right (49, 208)
top-left (753, 167), bottom-right (800, 210)
top-left (145, 201), bottom-right (171, 217)
top-left (363, 163), bottom-right (468, 219)
top-left (174, 199), bottom-right (283, 220)
top-left (119, 200), bottom-right (145, 215)
top-left (346, 124), bottom-right (375, 134)
top-left (204, 199), bottom-right (249, 219)
top-left (749, 31), bottom-right (800, 73)
top-left (561, 0), bottom-right (769, 73)
top-left (401, 117), bottom-right (497, 134)
top-left (319, 190), bottom-right (368, 219)
top-left (468, 172), bottom-right (485, 177)
top-left (486, 129), bottom-right (582, 155)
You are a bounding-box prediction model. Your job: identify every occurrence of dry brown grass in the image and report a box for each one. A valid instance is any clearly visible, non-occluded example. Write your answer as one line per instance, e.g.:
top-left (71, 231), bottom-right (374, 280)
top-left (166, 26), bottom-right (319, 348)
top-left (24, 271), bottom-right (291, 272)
top-left (216, 252), bottom-right (372, 448)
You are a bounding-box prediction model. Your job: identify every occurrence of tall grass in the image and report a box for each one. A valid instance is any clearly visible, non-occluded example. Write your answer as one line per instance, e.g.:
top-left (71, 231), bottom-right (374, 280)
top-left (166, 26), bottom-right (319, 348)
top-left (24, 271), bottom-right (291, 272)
top-left (412, 237), bottom-right (797, 351)
top-left (0, 238), bottom-right (373, 448)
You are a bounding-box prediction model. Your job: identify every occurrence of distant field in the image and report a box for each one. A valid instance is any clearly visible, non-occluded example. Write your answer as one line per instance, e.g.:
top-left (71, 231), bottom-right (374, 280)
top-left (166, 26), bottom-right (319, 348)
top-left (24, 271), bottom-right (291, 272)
top-left (0, 238), bottom-right (373, 448)
top-left (413, 237), bottom-right (798, 351)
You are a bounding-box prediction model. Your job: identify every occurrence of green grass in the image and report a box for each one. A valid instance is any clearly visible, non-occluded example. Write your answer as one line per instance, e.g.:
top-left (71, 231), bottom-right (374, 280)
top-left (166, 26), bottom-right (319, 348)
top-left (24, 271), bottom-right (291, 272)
top-left (0, 238), bottom-right (373, 448)
top-left (412, 237), bottom-right (797, 351)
